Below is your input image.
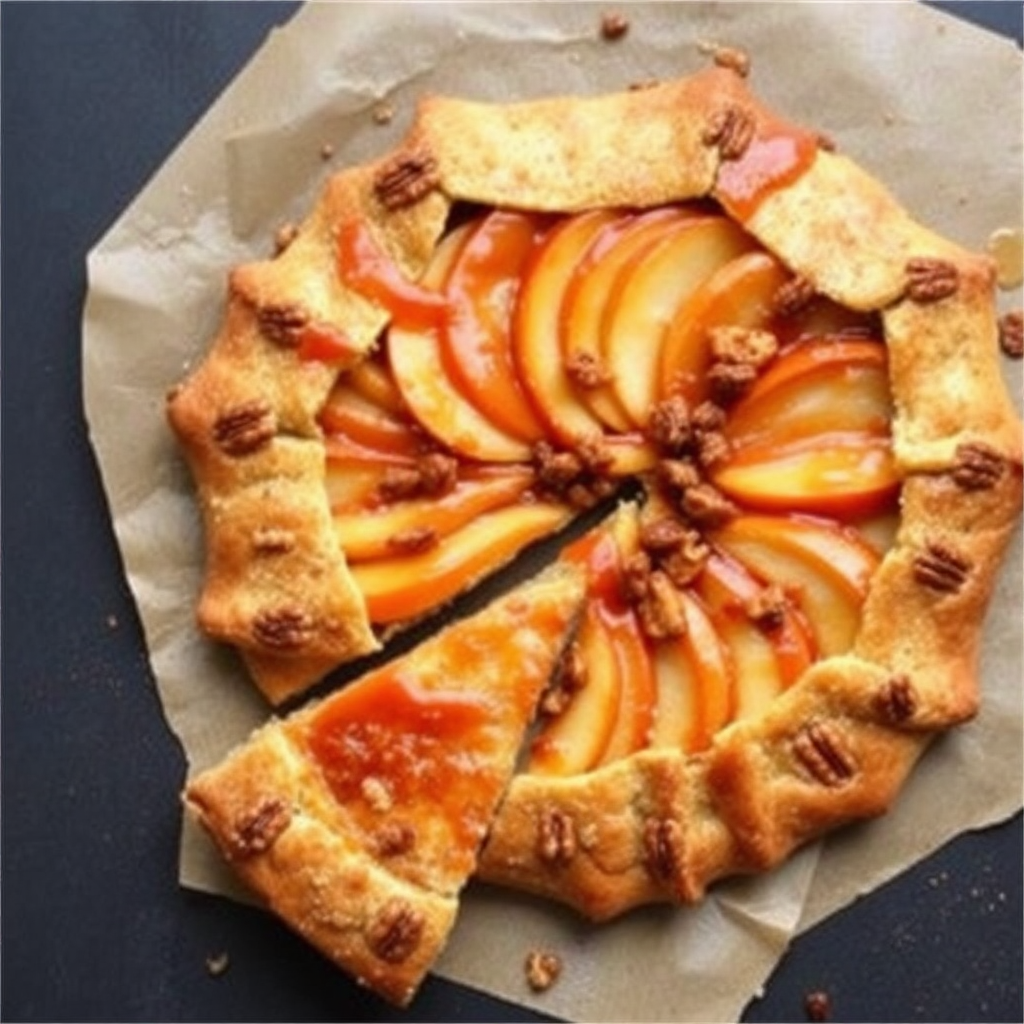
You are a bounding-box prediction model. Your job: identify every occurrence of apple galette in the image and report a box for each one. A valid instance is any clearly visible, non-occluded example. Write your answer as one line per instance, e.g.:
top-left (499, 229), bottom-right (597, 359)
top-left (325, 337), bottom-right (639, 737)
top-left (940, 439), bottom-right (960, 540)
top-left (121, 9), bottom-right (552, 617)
top-left (171, 63), bottom-right (1022, 1002)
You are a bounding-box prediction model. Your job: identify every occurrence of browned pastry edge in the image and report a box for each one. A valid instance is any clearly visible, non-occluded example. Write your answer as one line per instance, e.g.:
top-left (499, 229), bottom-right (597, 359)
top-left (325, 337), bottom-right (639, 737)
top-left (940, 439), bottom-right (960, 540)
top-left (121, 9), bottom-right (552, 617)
top-left (173, 62), bottom-right (1023, 967)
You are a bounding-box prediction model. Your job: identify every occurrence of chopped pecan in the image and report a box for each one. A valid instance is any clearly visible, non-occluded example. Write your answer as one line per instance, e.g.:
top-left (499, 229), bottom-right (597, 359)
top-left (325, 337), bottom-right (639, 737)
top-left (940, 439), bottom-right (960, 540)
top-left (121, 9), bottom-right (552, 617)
top-left (534, 441), bottom-right (585, 490)
top-left (372, 822), bottom-right (416, 858)
top-left (257, 302), bottom-right (308, 347)
top-left (702, 105), bottom-right (756, 161)
top-left (745, 584), bottom-right (787, 632)
top-left (708, 360), bottom-right (758, 404)
top-left (541, 641), bottom-right (588, 717)
top-left (661, 536), bottom-right (710, 588)
top-left (376, 466), bottom-right (423, 502)
top-left (793, 721), bottom-right (856, 787)
top-left (576, 435), bottom-right (616, 474)
top-left (525, 950), bottom-right (563, 992)
top-left (640, 515), bottom-right (693, 554)
top-left (772, 274), bottom-right (817, 318)
top-left (251, 527), bottom-right (296, 556)
top-left (565, 349), bottom-right (612, 389)
top-left (252, 607), bottom-right (315, 651)
top-left (537, 808), bottom-right (577, 865)
top-left (694, 430), bottom-right (731, 469)
top-left (368, 898), bottom-right (425, 964)
top-left (804, 990), bottom-right (833, 1023)
top-left (709, 325), bottom-right (779, 369)
top-left (952, 441), bottom-right (1005, 491)
top-left (647, 395), bottom-right (691, 453)
top-left (905, 257), bottom-right (959, 303)
top-left (386, 526), bottom-right (438, 555)
top-left (623, 550), bottom-right (653, 604)
top-left (417, 451), bottom-right (459, 496)
top-left (874, 674), bottom-right (918, 725)
top-left (228, 797), bottom-right (291, 859)
top-left (637, 570), bottom-right (688, 640)
top-left (213, 399), bottom-right (276, 457)
top-left (599, 11), bottom-right (629, 40)
top-left (998, 309), bottom-right (1023, 358)
top-left (642, 817), bottom-right (684, 884)
top-left (657, 458), bottom-right (702, 494)
top-left (691, 400), bottom-right (727, 434)
top-left (913, 541), bottom-right (971, 594)
top-left (680, 482), bottom-right (738, 528)
top-left (374, 145), bottom-right (440, 210)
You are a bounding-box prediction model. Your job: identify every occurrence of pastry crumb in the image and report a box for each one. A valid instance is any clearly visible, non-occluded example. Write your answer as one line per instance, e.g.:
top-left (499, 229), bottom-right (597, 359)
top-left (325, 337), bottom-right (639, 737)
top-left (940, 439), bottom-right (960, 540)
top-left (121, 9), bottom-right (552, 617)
top-left (105, 613), bottom-right (119, 630)
top-left (320, 142), bottom-right (335, 161)
top-left (599, 12), bottom-right (629, 41)
top-left (373, 103), bottom-right (395, 126)
top-left (524, 949), bottom-right (562, 992)
top-left (205, 951), bottom-right (230, 977)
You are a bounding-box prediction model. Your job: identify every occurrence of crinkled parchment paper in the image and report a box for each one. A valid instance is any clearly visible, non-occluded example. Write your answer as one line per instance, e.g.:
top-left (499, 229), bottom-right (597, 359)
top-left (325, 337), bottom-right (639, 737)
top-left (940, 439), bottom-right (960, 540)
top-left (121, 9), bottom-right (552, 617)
top-left (82, 3), bottom-right (1022, 1021)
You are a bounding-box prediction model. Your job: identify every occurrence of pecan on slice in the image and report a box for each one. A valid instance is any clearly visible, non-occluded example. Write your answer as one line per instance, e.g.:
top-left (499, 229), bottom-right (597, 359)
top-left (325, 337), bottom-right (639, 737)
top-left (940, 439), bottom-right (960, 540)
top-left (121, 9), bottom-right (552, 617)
top-left (912, 541), bottom-right (972, 594)
top-left (792, 720), bottom-right (856, 787)
top-left (386, 525), bottom-right (438, 556)
top-left (373, 145), bottom-right (440, 210)
top-left (213, 399), bottom-right (276, 457)
top-left (641, 816), bottom-right (684, 885)
top-left (368, 898), bottom-right (425, 964)
top-left (874, 674), bottom-right (918, 725)
top-left (565, 350), bottom-right (611, 390)
top-left (708, 325), bottom-right (779, 369)
top-left (905, 256), bottom-right (959, 303)
top-left (647, 395), bottom-right (691, 454)
top-left (951, 441), bottom-right (1005, 491)
top-left (998, 309), bottom-right (1023, 359)
top-left (636, 570), bottom-right (688, 640)
top-left (251, 607), bottom-right (316, 651)
top-left (227, 797), bottom-right (292, 859)
top-left (680, 481), bottom-right (738, 529)
top-left (702, 104), bottom-right (756, 161)
top-left (772, 274), bottom-right (816, 318)
top-left (707, 360), bottom-right (758, 405)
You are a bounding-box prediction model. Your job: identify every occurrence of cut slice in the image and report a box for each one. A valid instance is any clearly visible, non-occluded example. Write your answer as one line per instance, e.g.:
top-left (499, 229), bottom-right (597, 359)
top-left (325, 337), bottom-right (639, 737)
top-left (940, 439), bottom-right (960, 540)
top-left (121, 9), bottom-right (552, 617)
top-left (184, 563), bottom-right (585, 1006)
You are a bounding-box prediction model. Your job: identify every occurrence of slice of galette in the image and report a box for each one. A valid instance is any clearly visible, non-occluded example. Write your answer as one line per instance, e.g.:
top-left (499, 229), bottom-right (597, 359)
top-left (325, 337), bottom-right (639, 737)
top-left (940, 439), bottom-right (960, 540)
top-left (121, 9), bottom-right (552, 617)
top-left (184, 562), bottom-right (585, 1006)
top-left (171, 58), bottom-right (1022, 992)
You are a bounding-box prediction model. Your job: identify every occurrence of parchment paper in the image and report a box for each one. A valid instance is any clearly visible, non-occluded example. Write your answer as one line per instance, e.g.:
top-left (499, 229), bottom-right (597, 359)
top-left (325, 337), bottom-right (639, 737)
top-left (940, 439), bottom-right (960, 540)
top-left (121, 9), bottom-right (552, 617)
top-left (82, 4), bottom-right (1023, 1021)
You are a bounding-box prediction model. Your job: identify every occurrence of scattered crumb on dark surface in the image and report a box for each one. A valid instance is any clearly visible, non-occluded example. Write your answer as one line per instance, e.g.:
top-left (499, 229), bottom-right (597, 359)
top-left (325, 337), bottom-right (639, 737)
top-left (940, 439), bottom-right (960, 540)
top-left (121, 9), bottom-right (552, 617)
top-left (524, 949), bottom-right (562, 992)
top-left (804, 989), bottom-right (832, 1022)
top-left (320, 142), bottom-right (335, 161)
top-left (205, 951), bottom-right (230, 977)
top-left (105, 613), bottom-right (119, 630)
top-left (599, 11), bottom-right (629, 41)
top-left (373, 103), bottom-right (395, 126)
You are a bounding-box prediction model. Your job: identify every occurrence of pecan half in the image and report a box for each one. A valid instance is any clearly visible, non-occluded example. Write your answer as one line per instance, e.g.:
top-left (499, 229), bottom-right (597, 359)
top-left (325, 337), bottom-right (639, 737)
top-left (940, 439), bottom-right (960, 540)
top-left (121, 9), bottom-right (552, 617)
top-left (374, 145), bottom-right (440, 210)
top-left (951, 441), bottom-right (1005, 491)
top-left (536, 808), bottom-right (577, 866)
top-left (251, 607), bottom-right (315, 651)
top-left (905, 257), bottom-right (959, 303)
top-left (368, 898), bottom-right (425, 964)
top-left (642, 817), bottom-right (684, 884)
top-left (525, 950), bottom-right (563, 992)
top-left (793, 721), bottom-right (856, 787)
top-left (772, 274), bottom-right (816, 318)
top-left (227, 797), bottom-right (291, 859)
top-left (703, 104), bottom-right (756, 161)
top-left (913, 541), bottom-right (971, 594)
top-left (251, 527), bottom-right (296, 556)
top-left (213, 400), bottom-right (276, 457)
top-left (998, 309), bottom-right (1023, 359)
top-left (874, 674), bottom-right (918, 725)
top-left (257, 302), bottom-right (308, 347)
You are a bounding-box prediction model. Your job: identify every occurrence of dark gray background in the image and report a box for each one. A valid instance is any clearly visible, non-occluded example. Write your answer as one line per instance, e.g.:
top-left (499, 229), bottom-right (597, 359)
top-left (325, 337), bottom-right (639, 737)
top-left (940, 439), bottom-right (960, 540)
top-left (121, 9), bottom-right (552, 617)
top-left (2, 3), bottom-right (1021, 1021)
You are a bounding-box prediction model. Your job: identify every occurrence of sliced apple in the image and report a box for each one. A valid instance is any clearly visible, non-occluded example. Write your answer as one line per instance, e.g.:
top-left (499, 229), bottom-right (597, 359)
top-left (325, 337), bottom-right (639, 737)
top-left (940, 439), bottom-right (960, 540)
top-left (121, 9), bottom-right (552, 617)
top-left (560, 207), bottom-right (695, 431)
top-left (441, 210), bottom-right (549, 443)
top-left (388, 224), bottom-right (534, 463)
top-left (333, 468), bottom-right (535, 562)
top-left (710, 513), bottom-right (880, 658)
top-left (712, 433), bottom-right (901, 519)
top-left (658, 250), bottom-right (788, 404)
top-left (319, 380), bottom-right (425, 456)
top-left (343, 354), bottom-right (409, 417)
top-left (512, 210), bottom-right (620, 444)
top-left (526, 603), bottom-right (622, 777)
top-left (350, 502), bottom-right (572, 624)
top-left (602, 215), bottom-right (756, 426)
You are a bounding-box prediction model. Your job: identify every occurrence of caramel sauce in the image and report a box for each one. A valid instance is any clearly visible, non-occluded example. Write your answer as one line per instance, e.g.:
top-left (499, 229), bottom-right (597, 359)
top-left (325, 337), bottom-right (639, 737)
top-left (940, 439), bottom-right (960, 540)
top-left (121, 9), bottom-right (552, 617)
top-left (336, 218), bottom-right (449, 331)
top-left (305, 670), bottom-right (493, 847)
top-left (986, 227), bottom-right (1023, 289)
top-left (715, 119), bottom-right (819, 223)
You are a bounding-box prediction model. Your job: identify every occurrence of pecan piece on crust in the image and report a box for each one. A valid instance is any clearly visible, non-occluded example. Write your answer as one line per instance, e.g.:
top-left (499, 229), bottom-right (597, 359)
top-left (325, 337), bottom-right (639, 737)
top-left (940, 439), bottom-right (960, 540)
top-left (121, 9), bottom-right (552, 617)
top-left (702, 104), bottom-right (756, 161)
top-left (252, 607), bottom-right (316, 651)
top-left (256, 302), bottom-right (308, 347)
top-left (912, 541), bottom-right (972, 594)
top-left (536, 808), bottom-right (577, 866)
top-left (525, 950), bottom-right (563, 992)
top-left (227, 797), bottom-right (291, 859)
top-left (642, 816), bottom-right (685, 885)
top-left (792, 721), bottom-right (856, 787)
top-left (998, 309), bottom-right (1023, 359)
top-left (368, 898), bottom-right (425, 964)
top-left (951, 441), bottom-right (1006, 491)
top-left (772, 274), bottom-right (817, 318)
top-left (251, 527), bottom-right (296, 556)
top-left (373, 145), bottom-right (440, 210)
top-left (874, 674), bottom-right (918, 725)
top-left (905, 256), bottom-right (959, 303)
top-left (213, 400), bottom-right (276, 457)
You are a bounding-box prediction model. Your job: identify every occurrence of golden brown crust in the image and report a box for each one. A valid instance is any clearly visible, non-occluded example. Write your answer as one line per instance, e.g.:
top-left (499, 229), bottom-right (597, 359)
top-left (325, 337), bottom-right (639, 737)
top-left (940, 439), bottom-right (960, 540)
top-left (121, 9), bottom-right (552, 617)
top-left (173, 64), bottom-right (1022, 931)
top-left (184, 564), bottom-right (586, 1004)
